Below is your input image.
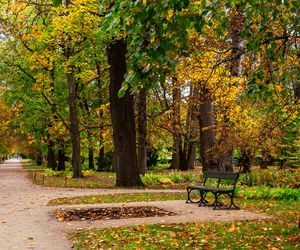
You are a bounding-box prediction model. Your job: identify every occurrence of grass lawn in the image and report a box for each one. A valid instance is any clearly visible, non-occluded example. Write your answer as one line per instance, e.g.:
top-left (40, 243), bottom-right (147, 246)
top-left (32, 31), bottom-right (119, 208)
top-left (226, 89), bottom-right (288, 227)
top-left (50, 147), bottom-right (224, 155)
top-left (48, 186), bottom-right (299, 206)
top-left (47, 192), bottom-right (186, 206)
top-left (69, 199), bottom-right (300, 249)
top-left (26, 166), bottom-right (300, 190)
top-left (22, 165), bottom-right (48, 170)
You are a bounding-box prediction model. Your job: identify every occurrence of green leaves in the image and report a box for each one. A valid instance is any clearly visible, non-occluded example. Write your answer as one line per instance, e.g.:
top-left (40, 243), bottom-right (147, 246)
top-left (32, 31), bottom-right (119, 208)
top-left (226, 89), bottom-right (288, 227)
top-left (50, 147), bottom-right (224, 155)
top-left (52, 0), bottom-right (62, 7)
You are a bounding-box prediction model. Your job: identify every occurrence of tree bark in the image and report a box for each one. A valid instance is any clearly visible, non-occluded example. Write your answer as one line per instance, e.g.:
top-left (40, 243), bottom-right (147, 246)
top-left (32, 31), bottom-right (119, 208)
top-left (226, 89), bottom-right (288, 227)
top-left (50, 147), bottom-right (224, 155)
top-left (180, 83), bottom-right (198, 170)
top-left (240, 149), bottom-right (252, 173)
top-left (107, 39), bottom-right (143, 187)
top-left (198, 90), bottom-right (218, 172)
top-left (66, 68), bottom-right (83, 178)
top-left (63, 0), bottom-right (82, 178)
top-left (57, 143), bottom-right (66, 171)
top-left (88, 130), bottom-right (94, 170)
top-left (216, 8), bottom-right (244, 172)
top-left (96, 61), bottom-right (105, 168)
top-left (137, 88), bottom-right (147, 175)
top-left (170, 78), bottom-right (181, 170)
top-left (47, 140), bottom-right (57, 170)
top-left (35, 150), bottom-right (43, 166)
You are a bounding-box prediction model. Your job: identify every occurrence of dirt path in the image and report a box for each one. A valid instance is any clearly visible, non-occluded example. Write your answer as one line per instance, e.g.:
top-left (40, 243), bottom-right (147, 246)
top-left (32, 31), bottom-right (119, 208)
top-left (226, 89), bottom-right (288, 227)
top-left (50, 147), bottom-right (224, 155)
top-left (0, 160), bottom-right (267, 250)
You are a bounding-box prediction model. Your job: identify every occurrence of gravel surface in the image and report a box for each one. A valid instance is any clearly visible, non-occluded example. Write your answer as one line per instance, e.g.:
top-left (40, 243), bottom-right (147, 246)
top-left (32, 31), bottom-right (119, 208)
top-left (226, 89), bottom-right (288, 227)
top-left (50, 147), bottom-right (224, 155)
top-left (0, 159), bottom-right (267, 250)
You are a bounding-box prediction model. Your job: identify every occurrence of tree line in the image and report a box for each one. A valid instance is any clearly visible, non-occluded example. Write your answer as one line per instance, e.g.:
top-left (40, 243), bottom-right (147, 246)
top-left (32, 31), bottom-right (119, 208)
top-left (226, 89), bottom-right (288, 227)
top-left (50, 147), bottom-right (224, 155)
top-left (0, 0), bottom-right (299, 186)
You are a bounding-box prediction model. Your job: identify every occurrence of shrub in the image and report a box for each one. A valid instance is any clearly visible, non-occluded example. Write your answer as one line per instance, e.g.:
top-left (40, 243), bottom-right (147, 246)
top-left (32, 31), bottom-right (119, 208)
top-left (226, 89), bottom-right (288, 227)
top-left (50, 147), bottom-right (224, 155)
top-left (239, 168), bottom-right (300, 188)
top-left (158, 177), bottom-right (174, 185)
top-left (169, 171), bottom-right (184, 183)
top-left (96, 152), bottom-right (113, 171)
top-left (238, 186), bottom-right (300, 201)
top-left (83, 170), bottom-right (96, 177)
top-left (44, 169), bottom-right (72, 178)
top-left (141, 173), bottom-right (161, 186)
top-left (147, 147), bottom-right (159, 167)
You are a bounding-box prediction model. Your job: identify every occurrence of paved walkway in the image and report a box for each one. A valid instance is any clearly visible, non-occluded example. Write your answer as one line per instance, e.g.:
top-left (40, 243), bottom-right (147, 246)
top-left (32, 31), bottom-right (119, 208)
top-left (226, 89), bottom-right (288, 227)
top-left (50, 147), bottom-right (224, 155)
top-left (0, 159), bottom-right (267, 250)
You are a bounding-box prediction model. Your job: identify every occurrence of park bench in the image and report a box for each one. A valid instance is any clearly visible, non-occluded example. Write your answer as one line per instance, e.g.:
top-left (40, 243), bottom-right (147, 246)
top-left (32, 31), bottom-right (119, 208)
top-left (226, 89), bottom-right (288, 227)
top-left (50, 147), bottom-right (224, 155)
top-left (186, 171), bottom-right (240, 210)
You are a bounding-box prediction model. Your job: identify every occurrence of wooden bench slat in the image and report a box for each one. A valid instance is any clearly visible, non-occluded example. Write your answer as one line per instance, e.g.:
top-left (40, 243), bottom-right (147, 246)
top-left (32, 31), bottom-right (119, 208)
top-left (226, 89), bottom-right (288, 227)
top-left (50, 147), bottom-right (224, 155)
top-left (203, 171), bottom-right (239, 180)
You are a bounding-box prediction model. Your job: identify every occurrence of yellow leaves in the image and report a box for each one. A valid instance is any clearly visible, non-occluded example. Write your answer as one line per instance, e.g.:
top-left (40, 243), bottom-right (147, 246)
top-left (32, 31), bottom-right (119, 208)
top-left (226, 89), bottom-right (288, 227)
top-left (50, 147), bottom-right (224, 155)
top-left (51, 0), bottom-right (100, 38)
top-left (167, 9), bottom-right (174, 21)
top-left (228, 223), bottom-right (241, 233)
top-left (27, 134), bottom-right (35, 145)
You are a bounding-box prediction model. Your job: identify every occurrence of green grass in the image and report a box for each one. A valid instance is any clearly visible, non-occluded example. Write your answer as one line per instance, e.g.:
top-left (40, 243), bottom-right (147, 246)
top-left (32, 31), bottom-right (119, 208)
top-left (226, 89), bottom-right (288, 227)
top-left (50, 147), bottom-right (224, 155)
top-left (69, 199), bottom-right (300, 250)
top-left (28, 170), bottom-right (116, 188)
top-left (48, 186), bottom-right (300, 206)
top-left (22, 165), bottom-right (48, 170)
top-left (148, 163), bottom-right (170, 171)
top-left (19, 159), bottom-right (32, 163)
top-left (48, 192), bottom-right (186, 206)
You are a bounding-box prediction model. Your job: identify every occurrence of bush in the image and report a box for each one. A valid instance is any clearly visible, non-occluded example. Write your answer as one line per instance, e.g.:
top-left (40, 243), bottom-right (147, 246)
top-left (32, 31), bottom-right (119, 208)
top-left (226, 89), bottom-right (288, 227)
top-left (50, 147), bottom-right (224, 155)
top-left (82, 170), bottom-right (96, 177)
top-left (147, 147), bottom-right (159, 167)
top-left (238, 186), bottom-right (300, 201)
top-left (169, 172), bottom-right (184, 183)
top-left (239, 168), bottom-right (300, 188)
top-left (44, 169), bottom-right (72, 178)
top-left (96, 152), bottom-right (113, 171)
top-left (141, 173), bottom-right (161, 186)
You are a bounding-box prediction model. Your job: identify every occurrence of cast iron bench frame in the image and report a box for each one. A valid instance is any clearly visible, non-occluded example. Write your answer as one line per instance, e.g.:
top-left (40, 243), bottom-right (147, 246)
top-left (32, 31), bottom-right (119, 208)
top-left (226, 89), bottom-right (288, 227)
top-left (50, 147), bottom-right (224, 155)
top-left (186, 171), bottom-right (240, 210)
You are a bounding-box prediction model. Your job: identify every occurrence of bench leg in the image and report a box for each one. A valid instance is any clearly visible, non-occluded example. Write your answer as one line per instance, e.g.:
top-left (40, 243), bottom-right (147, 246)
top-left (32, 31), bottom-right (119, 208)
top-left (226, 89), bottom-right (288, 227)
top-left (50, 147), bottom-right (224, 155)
top-left (186, 188), bottom-right (200, 203)
top-left (198, 190), bottom-right (209, 207)
top-left (212, 192), bottom-right (224, 210)
top-left (212, 192), bottom-right (239, 210)
top-left (226, 193), bottom-right (240, 210)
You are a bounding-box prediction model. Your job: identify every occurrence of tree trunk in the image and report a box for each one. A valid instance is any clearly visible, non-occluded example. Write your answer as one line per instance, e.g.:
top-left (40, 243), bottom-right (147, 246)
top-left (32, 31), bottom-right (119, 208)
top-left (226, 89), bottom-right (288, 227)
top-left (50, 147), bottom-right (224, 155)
top-left (35, 150), bottom-right (43, 166)
top-left (88, 130), bottom-right (94, 170)
top-left (179, 142), bottom-right (196, 171)
top-left (64, 0), bottom-right (82, 178)
top-left (67, 69), bottom-right (83, 178)
top-left (170, 135), bottom-right (181, 170)
top-left (240, 149), bottom-right (252, 173)
top-left (198, 91), bottom-right (218, 172)
top-left (96, 60), bottom-right (105, 169)
top-left (57, 146), bottom-right (66, 171)
top-left (107, 39), bottom-right (143, 187)
top-left (170, 78), bottom-right (181, 170)
top-left (216, 8), bottom-right (245, 172)
top-left (47, 141), bottom-right (57, 170)
top-left (179, 83), bottom-right (198, 171)
top-left (137, 88), bottom-right (147, 175)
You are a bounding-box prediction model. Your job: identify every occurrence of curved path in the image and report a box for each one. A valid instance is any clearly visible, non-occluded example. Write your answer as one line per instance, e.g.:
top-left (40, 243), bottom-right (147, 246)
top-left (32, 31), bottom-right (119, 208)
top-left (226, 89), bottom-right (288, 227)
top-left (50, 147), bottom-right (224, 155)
top-left (0, 160), bottom-right (266, 250)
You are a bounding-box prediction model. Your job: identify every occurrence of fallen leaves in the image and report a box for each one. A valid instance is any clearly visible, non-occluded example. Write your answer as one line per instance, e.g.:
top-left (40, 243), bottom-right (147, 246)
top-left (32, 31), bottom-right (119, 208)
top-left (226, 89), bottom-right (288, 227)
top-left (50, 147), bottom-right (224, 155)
top-left (53, 206), bottom-right (176, 222)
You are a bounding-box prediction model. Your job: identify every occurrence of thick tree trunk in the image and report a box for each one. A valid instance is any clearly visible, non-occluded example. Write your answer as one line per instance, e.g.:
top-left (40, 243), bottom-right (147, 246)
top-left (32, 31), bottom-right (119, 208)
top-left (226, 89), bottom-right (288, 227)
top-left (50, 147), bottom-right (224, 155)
top-left (179, 143), bottom-right (196, 171)
top-left (96, 61), bottom-right (105, 168)
top-left (35, 150), bottom-right (43, 166)
top-left (67, 69), bottom-right (83, 178)
top-left (137, 88), bottom-right (147, 175)
top-left (199, 91), bottom-right (218, 172)
top-left (57, 146), bottom-right (65, 171)
top-left (170, 135), bottom-right (181, 170)
top-left (64, 0), bottom-right (82, 178)
top-left (216, 8), bottom-right (244, 172)
top-left (47, 141), bottom-right (57, 170)
top-left (179, 83), bottom-right (198, 171)
top-left (240, 149), bottom-right (252, 173)
top-left (107, 39), bottom-right (143, 187)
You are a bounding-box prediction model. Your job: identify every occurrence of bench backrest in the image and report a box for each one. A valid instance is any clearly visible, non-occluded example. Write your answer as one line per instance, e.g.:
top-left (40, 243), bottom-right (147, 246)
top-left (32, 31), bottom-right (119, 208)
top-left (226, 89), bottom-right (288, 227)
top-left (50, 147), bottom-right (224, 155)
top-left (203, 171), bottom-right (239, 180)
top-left (203, 171), bottom-right (239, 188)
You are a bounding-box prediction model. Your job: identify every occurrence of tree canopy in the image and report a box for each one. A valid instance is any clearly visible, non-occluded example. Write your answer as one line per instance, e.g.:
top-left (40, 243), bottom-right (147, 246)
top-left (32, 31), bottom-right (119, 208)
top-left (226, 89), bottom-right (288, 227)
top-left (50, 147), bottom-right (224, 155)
top-left (0, 0), bottom-right (299, 185)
